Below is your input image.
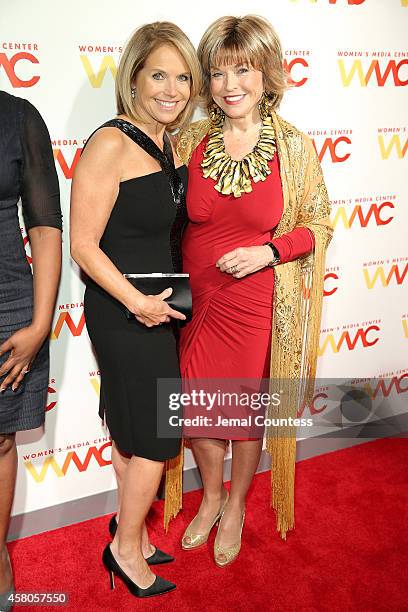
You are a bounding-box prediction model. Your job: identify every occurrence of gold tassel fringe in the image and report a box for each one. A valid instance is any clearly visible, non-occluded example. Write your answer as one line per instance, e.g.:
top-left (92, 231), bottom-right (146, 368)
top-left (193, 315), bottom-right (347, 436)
top-left (163, 440), bottom-right (184, 531)
top-left (267, 228), bottom-right (330, 540)
top-left (299, 227), bottom-right (329, 409)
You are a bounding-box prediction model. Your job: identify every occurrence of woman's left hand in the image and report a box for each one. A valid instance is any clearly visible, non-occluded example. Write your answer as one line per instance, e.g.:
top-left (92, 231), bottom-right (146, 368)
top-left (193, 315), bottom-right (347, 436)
top-left (0, 325), bottom-right (47, 392)
top-left (216, 246), bottom-right (273, 278)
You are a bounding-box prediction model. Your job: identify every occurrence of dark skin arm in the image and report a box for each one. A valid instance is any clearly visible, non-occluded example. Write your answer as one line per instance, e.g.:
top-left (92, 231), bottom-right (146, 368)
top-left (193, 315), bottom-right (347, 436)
top-left (0, 226), bottom-right (62, 392)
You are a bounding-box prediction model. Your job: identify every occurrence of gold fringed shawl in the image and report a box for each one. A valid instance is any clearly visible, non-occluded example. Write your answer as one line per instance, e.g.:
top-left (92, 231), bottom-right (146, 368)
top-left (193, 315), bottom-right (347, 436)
top-left (163, 441), bottom-right (185, 531)
top-left (163, 112), bottom-right (333, 537)
top-left (266, 113), bottom-right (333, 539)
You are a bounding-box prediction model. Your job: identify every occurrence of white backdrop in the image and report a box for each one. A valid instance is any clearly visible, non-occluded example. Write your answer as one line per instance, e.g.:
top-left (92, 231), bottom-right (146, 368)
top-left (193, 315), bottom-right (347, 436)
top-left (1, 0), bottom-right (407, 519)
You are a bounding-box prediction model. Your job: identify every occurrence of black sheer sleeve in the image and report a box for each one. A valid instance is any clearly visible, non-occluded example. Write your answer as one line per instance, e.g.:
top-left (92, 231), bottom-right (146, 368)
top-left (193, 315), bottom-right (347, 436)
top-left (20, 100), bottom-right (62, 231)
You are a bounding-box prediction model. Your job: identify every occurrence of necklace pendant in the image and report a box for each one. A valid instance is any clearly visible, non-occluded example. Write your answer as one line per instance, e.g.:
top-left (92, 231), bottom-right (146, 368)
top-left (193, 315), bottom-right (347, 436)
top-left (201, 116), bottom-right (276, 198)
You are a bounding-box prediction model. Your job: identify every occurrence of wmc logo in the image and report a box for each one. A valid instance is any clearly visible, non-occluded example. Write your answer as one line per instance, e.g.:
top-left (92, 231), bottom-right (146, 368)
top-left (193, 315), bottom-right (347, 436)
top-left (363, 263), bottom-right (408, 288)
top-left (324, 272), bottom-right (339, 296)
top-left (89, 372), bottom-right (100, 396)
top-left (46, 380), bottom-right (57, 412)
top-left (0, 51), bottom-right (40, 87)
top-left (303, 272), bottom-right (339, 298)
top-left (80, 55), bottom-right (117, 87)
top-left (51, 309), bottom-right (85, 340)
top-left (78, 45), bottom-right (121, 88)
top-left (338, 59), bottom-right (408, 87)
top-left (298, 373), bottom-right (408, 418)
top-left (319, 325), bottom-right (380, 356)
top-left (20, 227), bottom-right (32, 264)
top-left (331, 202), bottom-right (395, 229)
top-left (291, 0), bottom-right (406, 4)
top-left (312, 136), bottom-right (351, 163)
top-left (24, 442), bottom-right (112, 482)
top-left (283, 58), bottom-right (309, 87)
top-left (53, 146), bottom-right (83, 179)
top-left (378, 133), bottom-right (408, 159)
top-left (289, 0), bottom-right (367, 4)
top-left (363, 375), bottom-right (408, 398)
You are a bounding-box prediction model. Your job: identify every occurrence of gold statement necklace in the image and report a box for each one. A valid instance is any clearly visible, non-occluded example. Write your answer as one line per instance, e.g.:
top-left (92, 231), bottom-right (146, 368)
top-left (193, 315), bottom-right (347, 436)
top-left (201, 115), bottom-right (276, 198)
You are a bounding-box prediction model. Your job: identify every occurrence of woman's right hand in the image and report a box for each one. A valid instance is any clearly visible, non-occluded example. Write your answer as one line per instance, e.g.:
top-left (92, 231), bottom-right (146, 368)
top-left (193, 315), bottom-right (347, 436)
top-left (130, 287), bottom-right (186, 327)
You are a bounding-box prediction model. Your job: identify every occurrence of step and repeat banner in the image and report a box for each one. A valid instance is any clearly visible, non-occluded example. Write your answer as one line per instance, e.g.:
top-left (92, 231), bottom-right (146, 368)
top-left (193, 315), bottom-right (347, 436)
top-left (1, 0), bottom-right (407, 519)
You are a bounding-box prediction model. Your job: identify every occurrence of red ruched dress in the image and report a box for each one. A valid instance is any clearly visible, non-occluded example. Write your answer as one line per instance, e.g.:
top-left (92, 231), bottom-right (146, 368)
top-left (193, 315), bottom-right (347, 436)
top-left (180, 137), bottom-right (315, 438)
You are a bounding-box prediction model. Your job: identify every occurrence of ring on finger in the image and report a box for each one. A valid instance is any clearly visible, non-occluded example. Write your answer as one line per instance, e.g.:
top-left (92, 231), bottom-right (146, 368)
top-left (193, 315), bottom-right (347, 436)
top-left (22, 368), bottom-right (30, 375)
top-left (230, 265), bottom-right (238, 274)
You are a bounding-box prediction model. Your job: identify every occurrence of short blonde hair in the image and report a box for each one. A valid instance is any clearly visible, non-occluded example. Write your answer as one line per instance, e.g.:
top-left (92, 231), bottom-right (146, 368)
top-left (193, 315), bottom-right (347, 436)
top-left (198, 15), bottom-right (288, 112)
top-left (116, 22), bottom-right (201, 130)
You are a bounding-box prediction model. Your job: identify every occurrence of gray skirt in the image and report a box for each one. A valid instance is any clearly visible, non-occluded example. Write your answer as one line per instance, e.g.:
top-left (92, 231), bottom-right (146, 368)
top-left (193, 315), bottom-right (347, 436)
top-left (0, 318), bottom-right (49, 434)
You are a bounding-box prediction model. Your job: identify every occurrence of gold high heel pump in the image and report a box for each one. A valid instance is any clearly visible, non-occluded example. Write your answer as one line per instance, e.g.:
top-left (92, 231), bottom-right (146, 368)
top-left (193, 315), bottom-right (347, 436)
top-left (181, 490), bottom-right (229, 550)
top-left (214, 509), bottom-right (245, 568)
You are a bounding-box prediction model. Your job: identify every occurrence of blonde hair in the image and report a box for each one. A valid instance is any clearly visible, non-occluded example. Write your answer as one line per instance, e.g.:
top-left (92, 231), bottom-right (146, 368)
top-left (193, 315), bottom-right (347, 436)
top-left (198, 15), bottom-right (288, 111)
top-left (116, 22), bottom-right (201, 130)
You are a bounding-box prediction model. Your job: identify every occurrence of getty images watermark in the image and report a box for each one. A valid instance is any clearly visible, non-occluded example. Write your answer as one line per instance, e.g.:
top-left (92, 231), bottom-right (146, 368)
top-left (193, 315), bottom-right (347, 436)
top-left (156, 376), bottom-right (408, 440)
top-left (156, 378), bottom-right (315, 439)
top-left (167, 388), bottom-right (312, 428)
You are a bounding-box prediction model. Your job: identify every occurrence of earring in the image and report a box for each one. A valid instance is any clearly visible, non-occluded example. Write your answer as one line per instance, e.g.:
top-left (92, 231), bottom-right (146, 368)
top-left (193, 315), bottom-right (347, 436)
top-left (209, 102), bottom-right (225, 128)
top-left (131, 87), bottom-right (136, 99)
top-left (259, 92), bottom-right (272, 121)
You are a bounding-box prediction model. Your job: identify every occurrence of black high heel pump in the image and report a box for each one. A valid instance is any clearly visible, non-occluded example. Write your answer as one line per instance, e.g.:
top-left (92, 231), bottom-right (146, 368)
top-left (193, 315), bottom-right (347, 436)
top-left (108, 515), bottom-right (174, 565)
top-left (102, 544), bottom-right (176, 598)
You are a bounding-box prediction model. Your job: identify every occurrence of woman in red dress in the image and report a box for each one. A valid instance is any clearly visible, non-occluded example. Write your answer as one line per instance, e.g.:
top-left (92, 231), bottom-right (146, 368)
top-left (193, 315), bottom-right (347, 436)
top-left (175, 15), bottom-right (332, 567)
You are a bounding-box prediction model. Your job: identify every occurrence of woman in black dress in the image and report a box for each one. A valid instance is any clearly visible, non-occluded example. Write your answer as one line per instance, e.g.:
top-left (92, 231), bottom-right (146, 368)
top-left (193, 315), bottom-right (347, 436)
top-left (0, 92), bottom-right (62, 609)
top-left (70, 23), bottom-right (200, 598)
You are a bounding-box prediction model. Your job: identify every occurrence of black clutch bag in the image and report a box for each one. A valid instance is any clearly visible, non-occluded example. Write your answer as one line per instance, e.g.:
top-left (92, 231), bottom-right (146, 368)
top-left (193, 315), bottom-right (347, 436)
top-left (123, 273), bottom-right (192, 322)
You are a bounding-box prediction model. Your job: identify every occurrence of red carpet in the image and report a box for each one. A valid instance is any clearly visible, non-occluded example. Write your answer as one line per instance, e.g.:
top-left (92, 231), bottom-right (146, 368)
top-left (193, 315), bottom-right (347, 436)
top-left (8, 438), bottom-right (408, 611)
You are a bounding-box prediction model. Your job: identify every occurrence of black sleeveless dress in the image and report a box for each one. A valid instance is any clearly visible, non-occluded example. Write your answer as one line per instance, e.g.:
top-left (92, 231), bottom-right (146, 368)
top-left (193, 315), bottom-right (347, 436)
top-left (84, 120), bottom-right (187, 461)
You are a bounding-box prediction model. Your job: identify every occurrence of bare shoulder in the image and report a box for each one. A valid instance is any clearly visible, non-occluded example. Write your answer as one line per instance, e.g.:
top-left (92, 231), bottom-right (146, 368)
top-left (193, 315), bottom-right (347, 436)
top-left (81, 126), bottom-right (126, 160)
top-left (74, 126), bottom-right (128, 183)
